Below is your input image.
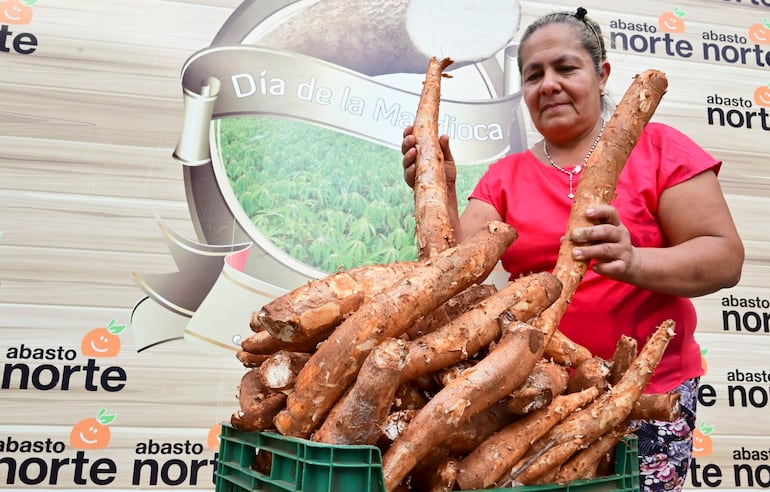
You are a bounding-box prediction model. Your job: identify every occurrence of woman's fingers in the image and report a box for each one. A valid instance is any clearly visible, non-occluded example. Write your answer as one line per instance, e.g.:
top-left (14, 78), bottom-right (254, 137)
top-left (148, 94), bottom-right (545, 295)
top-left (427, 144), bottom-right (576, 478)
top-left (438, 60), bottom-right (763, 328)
top-left (403, 156), bottom-right (417, 188)
top-left (402, 145), bottom-right (417, 169)
top-left (570, 223), bottom-right (622, 244)
top-left (439, 134), bottom-right (453, 162)
top-left (570, 205), bottom-right (621, 243)
top-left (569, 204), bottom-right (635, 278)
top-left (401, 132), bottom-right (416, 157)
top-left (585, 205), bottom-right (620, 225)
top-left (401, 125), bottom-right (416, 165)
top-left (573, 240), bottom-right (624, 262)
top-left (401, 126), bottom-right (417, 187)
top-left (401, 129), bottom-right (456, 188)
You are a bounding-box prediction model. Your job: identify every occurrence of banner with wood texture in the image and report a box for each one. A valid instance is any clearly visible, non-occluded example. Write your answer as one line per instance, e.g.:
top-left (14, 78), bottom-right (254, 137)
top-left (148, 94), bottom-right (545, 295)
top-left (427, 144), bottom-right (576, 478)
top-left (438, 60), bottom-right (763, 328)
top-left (0, 0), bottom-right (768, 489)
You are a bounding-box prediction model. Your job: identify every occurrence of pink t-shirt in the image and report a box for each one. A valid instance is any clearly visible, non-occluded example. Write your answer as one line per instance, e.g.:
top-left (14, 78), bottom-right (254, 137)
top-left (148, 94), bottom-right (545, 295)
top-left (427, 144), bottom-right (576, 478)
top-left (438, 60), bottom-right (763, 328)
top-left (469, 122), bottom-right (717, 393)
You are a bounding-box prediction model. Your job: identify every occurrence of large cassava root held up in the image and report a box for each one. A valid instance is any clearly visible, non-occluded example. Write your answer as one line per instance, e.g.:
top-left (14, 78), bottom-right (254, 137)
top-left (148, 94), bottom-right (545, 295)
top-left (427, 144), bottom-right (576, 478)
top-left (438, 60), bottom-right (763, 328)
top-left (538, 69), bottom-right (669, 361)
top-left (413, 56), bottom-right (455, 261)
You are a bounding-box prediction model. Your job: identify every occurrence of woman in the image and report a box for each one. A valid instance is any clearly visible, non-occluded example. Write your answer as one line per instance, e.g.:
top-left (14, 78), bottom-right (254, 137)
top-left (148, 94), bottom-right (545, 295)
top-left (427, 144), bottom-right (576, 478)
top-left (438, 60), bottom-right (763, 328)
top-left (401, 8), bottom-right (744, 492)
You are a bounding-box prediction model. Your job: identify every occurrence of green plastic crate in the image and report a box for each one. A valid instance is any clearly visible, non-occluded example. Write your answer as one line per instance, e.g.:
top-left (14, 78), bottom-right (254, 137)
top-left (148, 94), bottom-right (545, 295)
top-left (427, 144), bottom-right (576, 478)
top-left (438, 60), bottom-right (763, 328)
top-left (215, 423), bottom-right (639, 492)
top-left (216, 423), bottom-right (385, 492)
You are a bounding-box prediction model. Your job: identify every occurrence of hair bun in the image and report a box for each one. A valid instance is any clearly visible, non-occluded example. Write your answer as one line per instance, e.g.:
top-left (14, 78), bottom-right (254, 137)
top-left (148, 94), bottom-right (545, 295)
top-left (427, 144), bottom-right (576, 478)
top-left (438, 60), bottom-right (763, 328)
top-left (575, 7), bottom-right (588, 19)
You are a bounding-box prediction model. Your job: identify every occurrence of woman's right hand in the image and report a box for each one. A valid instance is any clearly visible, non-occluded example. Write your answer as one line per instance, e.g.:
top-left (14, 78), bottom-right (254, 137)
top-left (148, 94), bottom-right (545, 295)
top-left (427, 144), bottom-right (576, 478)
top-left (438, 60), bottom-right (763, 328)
top-left (400, 125), bottom-right (457, 188)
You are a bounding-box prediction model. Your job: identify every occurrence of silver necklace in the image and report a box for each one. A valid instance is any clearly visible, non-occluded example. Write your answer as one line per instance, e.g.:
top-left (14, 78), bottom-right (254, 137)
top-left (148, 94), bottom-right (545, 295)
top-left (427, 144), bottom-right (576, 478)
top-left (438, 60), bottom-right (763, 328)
top-left (543, 121), bottom-right (605, 199)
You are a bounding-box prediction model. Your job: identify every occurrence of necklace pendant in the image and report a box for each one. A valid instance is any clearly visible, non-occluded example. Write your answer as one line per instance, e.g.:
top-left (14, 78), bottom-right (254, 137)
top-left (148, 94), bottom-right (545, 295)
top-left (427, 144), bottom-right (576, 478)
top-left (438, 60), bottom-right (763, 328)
top-left (568, 192), bottom-right (575, 199)
top-left (573, 164), bottom-right (582, 173)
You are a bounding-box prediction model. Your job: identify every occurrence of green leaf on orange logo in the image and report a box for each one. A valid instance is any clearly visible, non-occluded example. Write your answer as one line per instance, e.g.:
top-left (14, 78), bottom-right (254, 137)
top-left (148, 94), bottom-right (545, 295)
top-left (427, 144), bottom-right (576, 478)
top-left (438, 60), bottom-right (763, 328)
top-left (700, 348), bottom-right (708, 357)
top-left (763, 18), bottom-right (770, 29)
top-left (106, 319), bottom-right (126, 335)
top-left (699, 421), bottom-right (715, 435)
top-left (673, 7), bottom-right (686, 18)
top-left (96, 408), bottom-right (118, 426)
top-left (21, 0), bottom-right (37, 6)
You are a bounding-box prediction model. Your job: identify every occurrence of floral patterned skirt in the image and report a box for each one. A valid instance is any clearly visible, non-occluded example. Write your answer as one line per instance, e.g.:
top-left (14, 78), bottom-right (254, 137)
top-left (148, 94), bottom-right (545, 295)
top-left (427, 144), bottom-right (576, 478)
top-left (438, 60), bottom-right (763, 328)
top-left (632, 378), bottom-right (699, 492)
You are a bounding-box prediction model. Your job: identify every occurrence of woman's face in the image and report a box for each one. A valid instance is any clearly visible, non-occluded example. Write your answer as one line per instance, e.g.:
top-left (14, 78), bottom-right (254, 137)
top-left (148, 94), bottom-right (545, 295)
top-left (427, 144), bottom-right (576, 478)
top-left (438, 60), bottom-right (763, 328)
top-left (519, 23), bottom-right (609, 143)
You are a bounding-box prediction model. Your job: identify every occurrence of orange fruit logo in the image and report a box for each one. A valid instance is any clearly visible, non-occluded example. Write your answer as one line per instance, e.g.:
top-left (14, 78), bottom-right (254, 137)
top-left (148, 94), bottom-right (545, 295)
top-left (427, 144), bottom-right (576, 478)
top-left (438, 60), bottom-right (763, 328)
top-left (70, 408), bottom-right (117, 449)
top-left (700, 348), bottom-right (708, 375)
top-left (692, 421), bottom-right (714, 457)
top-left (748, 19), bottom-right (770, 44)
top-left (0, 0), bottom-right (35, 25)
top-left (81, 319), bottom-right (125, 358)
top-left (207, 423), bottom-right (222, 451)
top-left (754, 83), bottom-right (770, 108)
top-left (658, 7), bottom-right (686, 33)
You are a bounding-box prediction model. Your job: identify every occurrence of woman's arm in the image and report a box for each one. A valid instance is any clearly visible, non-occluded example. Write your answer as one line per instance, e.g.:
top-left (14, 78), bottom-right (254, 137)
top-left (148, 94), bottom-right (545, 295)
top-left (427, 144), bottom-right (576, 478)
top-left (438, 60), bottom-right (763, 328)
top-left (456, 199), bottom-right (504, 244)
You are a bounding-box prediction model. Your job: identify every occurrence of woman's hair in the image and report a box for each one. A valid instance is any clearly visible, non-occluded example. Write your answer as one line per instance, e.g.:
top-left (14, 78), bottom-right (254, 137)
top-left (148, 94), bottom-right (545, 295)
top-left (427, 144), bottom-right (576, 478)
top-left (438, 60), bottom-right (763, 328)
top-left (516, 7), bottom-right (607, 76)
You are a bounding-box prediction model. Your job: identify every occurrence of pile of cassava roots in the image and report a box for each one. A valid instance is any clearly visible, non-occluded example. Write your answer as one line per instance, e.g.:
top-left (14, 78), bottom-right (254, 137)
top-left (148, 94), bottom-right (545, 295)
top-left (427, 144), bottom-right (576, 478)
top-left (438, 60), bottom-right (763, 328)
top-left (230, 59), bottom-right (676, 491)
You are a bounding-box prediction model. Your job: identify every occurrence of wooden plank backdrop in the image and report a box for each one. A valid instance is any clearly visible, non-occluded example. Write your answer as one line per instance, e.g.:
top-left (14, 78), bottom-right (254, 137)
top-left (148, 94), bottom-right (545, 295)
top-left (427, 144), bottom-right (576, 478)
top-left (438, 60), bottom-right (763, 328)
top-left (1, 1), bottom-right (243, 490)
top-left (1, 0), bottom-right (768, 490)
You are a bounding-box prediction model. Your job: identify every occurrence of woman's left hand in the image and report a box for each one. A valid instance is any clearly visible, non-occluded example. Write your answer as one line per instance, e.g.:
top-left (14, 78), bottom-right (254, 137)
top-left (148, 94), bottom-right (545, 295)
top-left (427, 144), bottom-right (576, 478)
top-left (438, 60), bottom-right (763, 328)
top-left (568, 204), bottom-right (638, 281)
